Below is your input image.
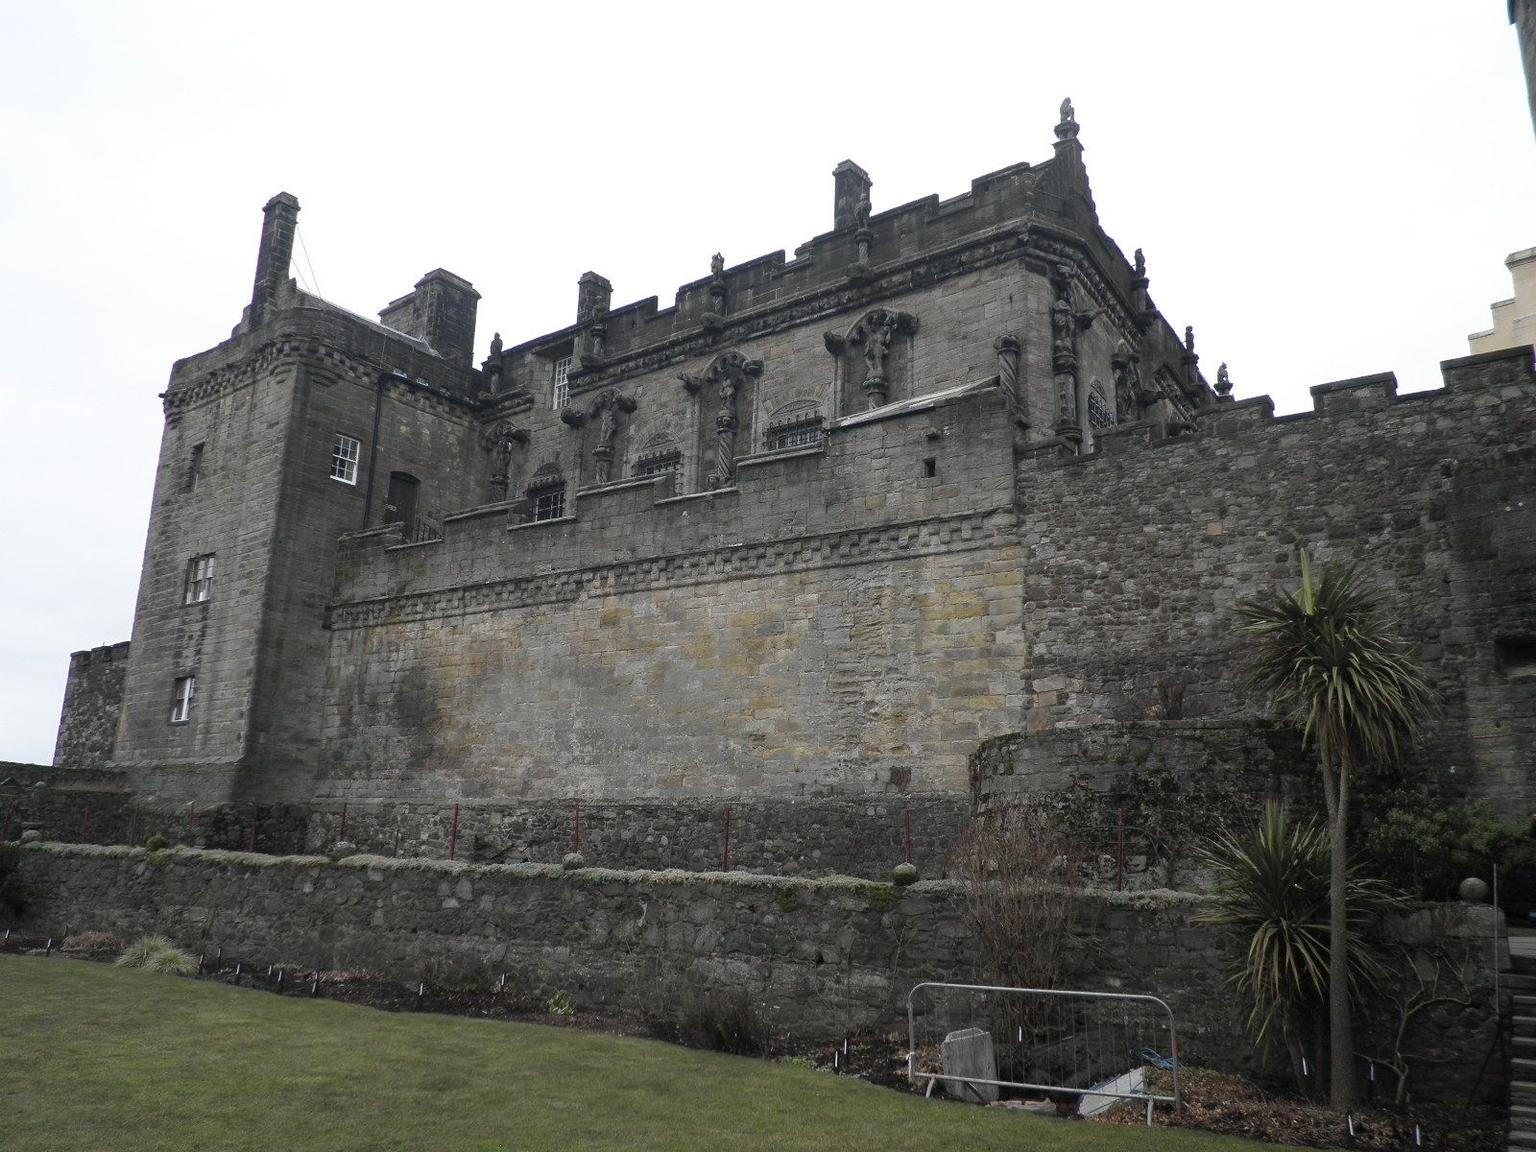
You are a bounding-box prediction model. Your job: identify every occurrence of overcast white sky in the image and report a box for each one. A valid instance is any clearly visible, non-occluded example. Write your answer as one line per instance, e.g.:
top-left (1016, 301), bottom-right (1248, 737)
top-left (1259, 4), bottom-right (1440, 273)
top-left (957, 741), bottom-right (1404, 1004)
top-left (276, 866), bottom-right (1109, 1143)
top-left (0, 2), bottom-right (1531, 765)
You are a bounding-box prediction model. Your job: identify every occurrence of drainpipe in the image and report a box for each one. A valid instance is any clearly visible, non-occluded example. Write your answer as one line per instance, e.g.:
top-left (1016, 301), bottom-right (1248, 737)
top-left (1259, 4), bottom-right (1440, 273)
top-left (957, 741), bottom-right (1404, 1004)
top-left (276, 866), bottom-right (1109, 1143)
top-left (361, 372), bottom-right (388, 529)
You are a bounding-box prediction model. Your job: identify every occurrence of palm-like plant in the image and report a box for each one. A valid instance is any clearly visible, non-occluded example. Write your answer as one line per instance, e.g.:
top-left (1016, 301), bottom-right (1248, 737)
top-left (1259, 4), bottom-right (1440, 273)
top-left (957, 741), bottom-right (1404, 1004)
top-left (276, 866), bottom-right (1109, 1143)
top-left (1197, 802), bottom-right (1403, 1095)
top-left (1237, 552), bottom-right (1437, 1108)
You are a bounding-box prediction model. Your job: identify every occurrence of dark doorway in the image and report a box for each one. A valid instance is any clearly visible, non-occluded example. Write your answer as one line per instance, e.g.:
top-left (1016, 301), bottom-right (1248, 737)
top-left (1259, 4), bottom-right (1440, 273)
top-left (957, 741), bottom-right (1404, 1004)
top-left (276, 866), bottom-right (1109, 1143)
top-left (384, 472), bottom-right (419, 528)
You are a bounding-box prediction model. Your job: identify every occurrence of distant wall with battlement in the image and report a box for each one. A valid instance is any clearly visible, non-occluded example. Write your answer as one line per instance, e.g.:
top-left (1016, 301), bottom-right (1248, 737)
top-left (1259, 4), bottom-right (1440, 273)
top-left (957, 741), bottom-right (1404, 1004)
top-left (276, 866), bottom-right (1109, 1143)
top-left (52, 643), bottom-right (130, 770)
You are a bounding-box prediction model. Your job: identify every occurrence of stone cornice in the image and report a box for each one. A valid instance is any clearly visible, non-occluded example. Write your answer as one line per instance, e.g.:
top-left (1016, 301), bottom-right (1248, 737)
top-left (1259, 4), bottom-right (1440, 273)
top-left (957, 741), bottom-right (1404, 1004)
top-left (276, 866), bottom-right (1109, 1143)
top-left (327, 506), bottom-right (1016, 631)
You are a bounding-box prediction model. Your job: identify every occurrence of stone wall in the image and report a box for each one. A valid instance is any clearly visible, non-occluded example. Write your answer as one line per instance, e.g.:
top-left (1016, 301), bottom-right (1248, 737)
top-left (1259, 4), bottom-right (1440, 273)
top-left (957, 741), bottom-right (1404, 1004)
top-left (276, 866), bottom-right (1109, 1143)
top-left (51, 643), bottom-right (130, 770)
top-left (320, 387), bottom-right (1027, 803)
top-left (9, 842), bottom-right (1505, 1103)
top-left (1014, 347), bottom-right (1536, 809)
top-left (301, 795), bottom-right (968, 880)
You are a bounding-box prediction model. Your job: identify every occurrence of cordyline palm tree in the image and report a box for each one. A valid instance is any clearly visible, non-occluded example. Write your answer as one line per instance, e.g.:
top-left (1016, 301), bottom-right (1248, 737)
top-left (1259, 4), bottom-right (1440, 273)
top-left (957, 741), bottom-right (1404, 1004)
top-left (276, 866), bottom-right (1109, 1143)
top-left (1197, 801), bottom-right (1403, 1097)
top-left (1236, 552), bottom-right (1436, 1108)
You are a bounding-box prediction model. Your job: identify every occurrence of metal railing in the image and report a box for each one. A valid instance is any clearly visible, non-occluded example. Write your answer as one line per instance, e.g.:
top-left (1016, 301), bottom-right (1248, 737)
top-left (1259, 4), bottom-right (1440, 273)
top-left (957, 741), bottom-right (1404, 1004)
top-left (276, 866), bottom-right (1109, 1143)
top-left (906, 981), bottom-right (1180, 1124)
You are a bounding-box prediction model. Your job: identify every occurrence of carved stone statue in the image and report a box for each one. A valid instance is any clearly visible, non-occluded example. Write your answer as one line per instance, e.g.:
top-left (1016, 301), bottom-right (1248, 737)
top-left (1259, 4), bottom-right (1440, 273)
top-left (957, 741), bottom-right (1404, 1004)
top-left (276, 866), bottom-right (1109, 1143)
top-left (489, 331), bottom-right (502, 360)
top-left (1215, 362), bottom-right (1233, 399)
top-left (863, 319), bottom-right (894, 382)
top-left (711, 252), bottom-right (724, 280)
top-left (1060, 97), bottom-right (1075, 124)
top-left (854, 194), bottom-right (871, 231)
top-left (1133, 249), bottom-right (1145, 278)
top-left (1184, 325), bottom-right (1196, 355)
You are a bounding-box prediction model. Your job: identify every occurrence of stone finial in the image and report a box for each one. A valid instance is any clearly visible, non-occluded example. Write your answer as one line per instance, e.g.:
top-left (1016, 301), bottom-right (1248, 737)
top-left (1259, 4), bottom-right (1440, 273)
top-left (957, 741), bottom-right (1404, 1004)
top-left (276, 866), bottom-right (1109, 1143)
top-left (1054, 97), bottom-right (1080, 142)
top-left (1133, 248), bottom-right (1146, 279)
top-left (1184, 325), bottom-right (1196, 355)
top-left (1215, 362), bottom-right (1233, 399)
top-left (489, 332), bottom-right (503, 360)
top-left (711, 253), bottom-right (724, 280)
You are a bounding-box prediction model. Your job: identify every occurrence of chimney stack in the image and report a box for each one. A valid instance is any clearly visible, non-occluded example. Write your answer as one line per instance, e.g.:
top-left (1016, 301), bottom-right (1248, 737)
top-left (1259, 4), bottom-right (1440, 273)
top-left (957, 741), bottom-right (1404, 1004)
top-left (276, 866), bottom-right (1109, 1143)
top-left (250, 192), bottom-right (300, 325)
top-left (832, 160), bottom-right (872, 231)
top-left (577, 271), bottom-right (612, 325)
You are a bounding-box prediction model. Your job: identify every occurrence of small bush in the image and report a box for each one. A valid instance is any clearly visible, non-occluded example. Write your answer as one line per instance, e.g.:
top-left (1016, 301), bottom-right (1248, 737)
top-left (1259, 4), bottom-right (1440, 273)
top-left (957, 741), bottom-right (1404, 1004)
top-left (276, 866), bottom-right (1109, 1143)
top-left (145, 834), bottom-right (170, 851)
top-left (675, 988), bottom-right (773, 1057)
top-left (544, 989), bottom-right (575, 1016)
top-left (115, 935), bottom-right (198, 976)
top-left (1365, 791), bottom-right (1536, 907)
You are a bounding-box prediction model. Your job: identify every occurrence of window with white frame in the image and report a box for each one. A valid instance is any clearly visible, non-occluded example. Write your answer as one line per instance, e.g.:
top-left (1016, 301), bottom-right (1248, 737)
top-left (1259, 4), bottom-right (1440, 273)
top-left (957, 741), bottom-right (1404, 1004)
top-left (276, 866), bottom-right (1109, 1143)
top-left (331, 434), bottom-right (361, 484)
top-left (170, 676), bottom-right (196, 723)
top-left (183, 554), bottom-right (216, 604)
top-left (551, 356), bottom-right (572, 411)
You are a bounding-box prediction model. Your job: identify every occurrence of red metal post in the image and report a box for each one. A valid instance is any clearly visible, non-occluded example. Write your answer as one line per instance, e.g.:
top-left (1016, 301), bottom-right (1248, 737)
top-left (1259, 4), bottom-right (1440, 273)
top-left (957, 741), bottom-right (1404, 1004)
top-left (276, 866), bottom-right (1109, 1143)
top-left (573, 803), bottom-right (582, 853)
top-left (902, 809), bottom-right (913, 864)
top-left (722, 805), bottom-right (733, 872)
top-left (338, 801), bottom-right (348, 844)
top-left (1116, 807), bottom-right (1126, 892)
top-left (448, 802), bottom-right (460, 861)
top-left (82, 807), bottom-right (92, 843)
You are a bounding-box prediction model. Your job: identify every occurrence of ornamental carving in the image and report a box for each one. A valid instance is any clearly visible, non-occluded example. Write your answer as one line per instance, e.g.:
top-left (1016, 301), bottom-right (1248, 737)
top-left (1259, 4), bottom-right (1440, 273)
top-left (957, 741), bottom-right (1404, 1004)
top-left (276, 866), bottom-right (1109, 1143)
top-left (583, 388), bottom-right (637, 484)
top-left (828, 308), bottom-right (918, 411)
top-left (680, 350), bottom-right (762, 487)
top-left (480, 420), bottom-right (530, 500)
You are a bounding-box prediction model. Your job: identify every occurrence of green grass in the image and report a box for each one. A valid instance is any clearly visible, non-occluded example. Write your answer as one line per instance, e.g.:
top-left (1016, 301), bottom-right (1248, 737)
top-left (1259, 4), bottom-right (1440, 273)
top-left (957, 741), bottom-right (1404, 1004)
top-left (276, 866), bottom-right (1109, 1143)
top-left (0, 955), bottom-right (1274, 1152)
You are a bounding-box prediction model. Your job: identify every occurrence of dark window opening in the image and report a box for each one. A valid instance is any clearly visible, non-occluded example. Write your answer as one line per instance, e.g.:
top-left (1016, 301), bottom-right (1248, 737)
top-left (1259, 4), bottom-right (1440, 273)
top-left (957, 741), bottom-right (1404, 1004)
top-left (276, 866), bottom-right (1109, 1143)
top-left (1496, 637), bottom-right (1536, 679)
top-left (923, 457), bottom-right (937, 478)
top-left (185, 443), bottom-right (205, 492)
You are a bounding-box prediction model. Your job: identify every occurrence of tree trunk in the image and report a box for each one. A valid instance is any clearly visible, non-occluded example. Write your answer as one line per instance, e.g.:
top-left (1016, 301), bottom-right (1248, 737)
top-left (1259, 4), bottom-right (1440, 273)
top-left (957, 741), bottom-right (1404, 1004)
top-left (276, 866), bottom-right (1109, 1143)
top-left (1328, 750), bottom-right (1356, 1108)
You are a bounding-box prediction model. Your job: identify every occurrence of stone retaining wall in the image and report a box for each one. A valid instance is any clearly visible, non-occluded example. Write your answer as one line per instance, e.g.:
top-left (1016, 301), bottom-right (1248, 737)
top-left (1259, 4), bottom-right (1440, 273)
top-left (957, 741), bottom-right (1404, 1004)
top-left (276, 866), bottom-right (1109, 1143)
top-left (8, 842), bottom-right (1506, 1103)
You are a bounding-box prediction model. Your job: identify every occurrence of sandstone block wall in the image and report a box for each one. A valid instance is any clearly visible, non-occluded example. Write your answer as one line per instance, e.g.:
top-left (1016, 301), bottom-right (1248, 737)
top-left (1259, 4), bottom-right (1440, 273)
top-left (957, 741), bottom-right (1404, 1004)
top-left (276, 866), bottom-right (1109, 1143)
top-left (9, 842), bottom-right (1504, 1103)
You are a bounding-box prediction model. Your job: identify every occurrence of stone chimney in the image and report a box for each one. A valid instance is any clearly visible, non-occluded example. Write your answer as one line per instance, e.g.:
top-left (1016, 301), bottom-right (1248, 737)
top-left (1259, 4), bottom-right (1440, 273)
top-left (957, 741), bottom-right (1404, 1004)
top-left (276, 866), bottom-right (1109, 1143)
top-left (832, 160), bottom-right (872, 231)
top-left (250, 192), bottom-right (300, 325)
top-left (378, 269), bottom-right (481, 368)
top-left (577, 271), bottom-right (612, 325)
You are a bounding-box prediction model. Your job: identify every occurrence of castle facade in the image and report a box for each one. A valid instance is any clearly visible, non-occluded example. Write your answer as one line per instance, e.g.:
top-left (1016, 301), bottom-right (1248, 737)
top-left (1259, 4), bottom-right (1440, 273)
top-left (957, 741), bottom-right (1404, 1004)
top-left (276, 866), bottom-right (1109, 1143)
top-left (46, 104), bottom-right (1536, 869)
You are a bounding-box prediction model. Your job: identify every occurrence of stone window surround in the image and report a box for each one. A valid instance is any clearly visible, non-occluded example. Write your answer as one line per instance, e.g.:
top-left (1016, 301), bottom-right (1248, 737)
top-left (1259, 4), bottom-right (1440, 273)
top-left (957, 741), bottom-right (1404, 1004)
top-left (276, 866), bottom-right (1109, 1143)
top-left (551, 355), bottom-right (572, 412)
top-left (183, 554), bottom-right (216, 605)
top-left (170, 675), bottom-right (196, 724)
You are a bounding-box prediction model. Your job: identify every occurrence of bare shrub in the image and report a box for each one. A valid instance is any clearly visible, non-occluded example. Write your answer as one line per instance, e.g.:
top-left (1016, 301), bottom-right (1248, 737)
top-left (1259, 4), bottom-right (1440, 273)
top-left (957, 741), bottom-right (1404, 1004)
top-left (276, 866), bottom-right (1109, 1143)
top-left (61, 931), bottom-right (122, 957)
top-left (952, 808), bottom-right (1084, 991)
top-left (672, 987), bottom-right (773, 1057)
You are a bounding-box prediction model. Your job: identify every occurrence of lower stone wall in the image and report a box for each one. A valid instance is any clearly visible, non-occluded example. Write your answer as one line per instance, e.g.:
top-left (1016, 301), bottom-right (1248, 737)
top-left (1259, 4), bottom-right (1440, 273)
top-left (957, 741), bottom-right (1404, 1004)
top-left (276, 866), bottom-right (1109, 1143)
top-left (302, 795), bottom-right (968, 881)
top-left (8, 842), bottom-right (1505, 1103)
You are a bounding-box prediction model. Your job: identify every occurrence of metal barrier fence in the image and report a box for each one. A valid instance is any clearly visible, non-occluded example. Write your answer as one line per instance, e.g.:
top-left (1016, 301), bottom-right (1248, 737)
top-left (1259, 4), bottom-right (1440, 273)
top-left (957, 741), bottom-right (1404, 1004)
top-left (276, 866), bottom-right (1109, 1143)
top-left (906, 982), bottom-right (1180, 1124)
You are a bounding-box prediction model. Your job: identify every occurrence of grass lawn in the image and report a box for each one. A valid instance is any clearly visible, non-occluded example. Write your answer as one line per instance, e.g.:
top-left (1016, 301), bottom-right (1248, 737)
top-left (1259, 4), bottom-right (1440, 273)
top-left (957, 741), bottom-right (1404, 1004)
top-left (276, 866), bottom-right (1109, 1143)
top-left (0, 954), bottom-right (1276, 1152)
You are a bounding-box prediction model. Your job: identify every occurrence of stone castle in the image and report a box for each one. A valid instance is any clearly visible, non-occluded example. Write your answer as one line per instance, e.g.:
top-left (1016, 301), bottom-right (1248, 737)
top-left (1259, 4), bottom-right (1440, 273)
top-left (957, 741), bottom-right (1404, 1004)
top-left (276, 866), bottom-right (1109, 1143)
top-left (34, 101), bottom-right (1536, 874)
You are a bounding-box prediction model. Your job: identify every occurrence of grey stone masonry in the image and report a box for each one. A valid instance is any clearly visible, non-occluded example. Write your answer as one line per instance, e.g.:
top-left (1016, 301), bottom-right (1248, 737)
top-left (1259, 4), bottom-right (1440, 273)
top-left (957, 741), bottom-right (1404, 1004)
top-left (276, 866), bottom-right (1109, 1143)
top-left (10, 841), bottom-right (1507, 1104)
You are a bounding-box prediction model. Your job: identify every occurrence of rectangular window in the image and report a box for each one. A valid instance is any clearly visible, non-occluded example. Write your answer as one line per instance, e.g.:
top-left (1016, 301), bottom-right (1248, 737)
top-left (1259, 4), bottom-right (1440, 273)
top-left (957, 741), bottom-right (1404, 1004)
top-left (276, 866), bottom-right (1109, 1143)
top-left (768, 421), bottom-right (824, 451)
top-left (533, 487), bottom-right (566, 522)
top-left (331, 434), bottom-right (361, 484)
top-left (635, 452), bottom-right (682, 479)
top-left (170, 676), bottom-right (196, 724)
top-left (183, 554), bottom-right (216, 604)
top-left (185, 443), bottom-right (204, 492)
top-left (551, 356), bottom-right (572, 411)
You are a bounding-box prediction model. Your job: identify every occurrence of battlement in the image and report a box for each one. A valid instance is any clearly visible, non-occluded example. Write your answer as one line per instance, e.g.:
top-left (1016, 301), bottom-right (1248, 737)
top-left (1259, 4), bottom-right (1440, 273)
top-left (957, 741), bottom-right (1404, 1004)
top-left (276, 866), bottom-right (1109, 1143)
top-left (67, 642), bottom-right (131, 670)
top-left (488, 104), bottom-right (1127, 404)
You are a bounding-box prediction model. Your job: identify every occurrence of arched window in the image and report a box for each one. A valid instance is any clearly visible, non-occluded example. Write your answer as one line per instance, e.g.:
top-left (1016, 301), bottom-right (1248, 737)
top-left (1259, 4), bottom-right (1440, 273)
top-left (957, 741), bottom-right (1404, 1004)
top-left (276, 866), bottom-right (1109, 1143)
top-left (765, 398), bottom-right (825, 451)
top-left (526, 462), bottom-right (566, 522)
top-left (633, 432), bottom-right (682, 480)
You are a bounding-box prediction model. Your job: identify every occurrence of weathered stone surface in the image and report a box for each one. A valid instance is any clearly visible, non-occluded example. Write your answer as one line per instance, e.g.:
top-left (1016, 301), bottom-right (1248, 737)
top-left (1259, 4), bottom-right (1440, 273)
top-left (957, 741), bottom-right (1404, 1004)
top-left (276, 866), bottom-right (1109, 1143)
top-left (10, 842), bottom-right (1505, 1104)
